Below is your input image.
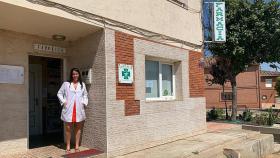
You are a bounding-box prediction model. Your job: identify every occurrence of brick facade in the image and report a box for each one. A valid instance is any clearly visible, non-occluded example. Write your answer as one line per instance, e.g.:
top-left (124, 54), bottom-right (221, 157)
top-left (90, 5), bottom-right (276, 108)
top-left (189, 51), bottom-right (205, 97)
top-left (205, 65), bottom-right (261, 109)
top-left (204, 65), bottom-right (280, 109)
top-left (115, 31), bottom-right (140, 116)
top-left (106, 30), bottom-right (206, 156)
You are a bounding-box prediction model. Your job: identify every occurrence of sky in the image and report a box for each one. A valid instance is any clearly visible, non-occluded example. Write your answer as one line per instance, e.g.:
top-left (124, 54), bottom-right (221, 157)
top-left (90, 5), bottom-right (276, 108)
top-left (260, 63), bottom-right (280, 71)
top-left (203, 0), bottom-right (280, 72)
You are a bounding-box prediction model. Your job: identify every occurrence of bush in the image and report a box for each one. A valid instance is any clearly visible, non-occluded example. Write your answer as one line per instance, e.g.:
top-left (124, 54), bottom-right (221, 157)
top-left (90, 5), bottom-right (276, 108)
top-left (241, 108), bottom-right (253, 122)
top-left (252, 113), bottom-right (268, 126)
top-left (207, 107), bottom-right (224, 121)
top-left (276, 117), bottom-right (280, 124)
top-left (252, 108), bottom-right (277, 126)
top-left (267, 108), bottom-right (277, 126)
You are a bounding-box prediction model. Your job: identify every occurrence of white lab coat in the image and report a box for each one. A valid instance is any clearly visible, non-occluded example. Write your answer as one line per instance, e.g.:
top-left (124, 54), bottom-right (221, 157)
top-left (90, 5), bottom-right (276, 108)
top-left (57, 82), bottom-right (88, 122)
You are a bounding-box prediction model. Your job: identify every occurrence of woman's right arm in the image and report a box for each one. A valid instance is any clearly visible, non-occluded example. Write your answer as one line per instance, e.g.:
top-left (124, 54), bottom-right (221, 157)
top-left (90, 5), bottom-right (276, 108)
top-left (57, 82), bottom-right (67, 106)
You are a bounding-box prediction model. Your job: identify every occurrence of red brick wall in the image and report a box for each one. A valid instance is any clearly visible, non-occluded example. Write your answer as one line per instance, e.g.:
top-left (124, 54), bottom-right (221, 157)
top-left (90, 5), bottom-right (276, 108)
top-left (260, 76), bottom-right (277, 104)
top-left (189, 51), bottom-right (205, 97)
top-left (115, 31), bottom-right (140, 116)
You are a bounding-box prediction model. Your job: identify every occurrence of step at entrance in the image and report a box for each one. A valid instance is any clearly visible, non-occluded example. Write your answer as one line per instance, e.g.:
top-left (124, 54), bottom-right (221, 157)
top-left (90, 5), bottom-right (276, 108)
top-left (63, 148), bottom-right (104, 158)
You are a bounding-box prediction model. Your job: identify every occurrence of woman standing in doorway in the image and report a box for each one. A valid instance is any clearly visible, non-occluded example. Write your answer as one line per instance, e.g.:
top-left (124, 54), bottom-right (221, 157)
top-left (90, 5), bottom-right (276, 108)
top-left (57, 68), bottom-right (88, 153)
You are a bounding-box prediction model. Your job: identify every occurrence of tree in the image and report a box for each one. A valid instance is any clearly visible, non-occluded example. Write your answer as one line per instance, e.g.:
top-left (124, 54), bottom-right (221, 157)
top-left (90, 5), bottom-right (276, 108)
top-left (206, 0), bottom-right (280, 120)
top-left (206, 57), bottom-right (230, 119)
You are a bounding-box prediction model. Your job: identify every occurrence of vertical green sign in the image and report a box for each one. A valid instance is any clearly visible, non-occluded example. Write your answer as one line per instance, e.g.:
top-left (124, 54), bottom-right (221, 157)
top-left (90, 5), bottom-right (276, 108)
top-left (213, 2), bottom-right (226, 42)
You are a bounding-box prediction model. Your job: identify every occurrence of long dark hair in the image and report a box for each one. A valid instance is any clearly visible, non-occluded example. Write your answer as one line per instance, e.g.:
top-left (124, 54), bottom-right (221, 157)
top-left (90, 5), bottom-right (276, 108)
top-left (69, 68), bottom-right (83, 89)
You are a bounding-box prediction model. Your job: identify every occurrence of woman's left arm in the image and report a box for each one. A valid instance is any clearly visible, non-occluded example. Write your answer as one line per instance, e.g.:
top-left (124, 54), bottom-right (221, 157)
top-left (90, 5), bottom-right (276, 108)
top-left (82, 83), bottom-right (88, 106)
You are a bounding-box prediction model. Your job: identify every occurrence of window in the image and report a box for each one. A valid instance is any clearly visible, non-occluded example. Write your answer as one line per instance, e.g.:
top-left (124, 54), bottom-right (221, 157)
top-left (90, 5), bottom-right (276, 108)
top-left (145, 61), bottom-right (160, 98)
top-left (265, 79), bottom-right (272, 88)
top-left (221, 92), bottom-right (232, 101)
top-left (145, 60), bottom-right (175, 100)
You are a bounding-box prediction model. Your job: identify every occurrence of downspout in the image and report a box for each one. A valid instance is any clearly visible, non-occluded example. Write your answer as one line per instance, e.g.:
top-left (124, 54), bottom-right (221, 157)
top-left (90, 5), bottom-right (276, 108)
top-left (201, 0), bottom-right (205, 54)
top-left (257, 66), bottom-right (261, 109)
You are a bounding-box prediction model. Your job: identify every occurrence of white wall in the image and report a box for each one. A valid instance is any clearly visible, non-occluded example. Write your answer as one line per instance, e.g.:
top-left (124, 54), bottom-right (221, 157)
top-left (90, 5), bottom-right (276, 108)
top-left (52, 0), bottom-right (203, 46)
top-left (1, 0), bottom-right (203, 49)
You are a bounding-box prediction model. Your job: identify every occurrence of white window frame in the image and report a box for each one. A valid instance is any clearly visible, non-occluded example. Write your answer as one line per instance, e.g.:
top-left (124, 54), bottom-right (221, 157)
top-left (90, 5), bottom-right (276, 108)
top-left (146, 61), bottom-right (176, 101)
top-left (265, 78), bottom-right (273, 88)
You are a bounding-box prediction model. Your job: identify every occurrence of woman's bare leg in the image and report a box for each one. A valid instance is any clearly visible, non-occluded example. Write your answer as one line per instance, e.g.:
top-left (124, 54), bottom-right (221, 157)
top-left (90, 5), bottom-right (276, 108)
top-left (65, 122), bottom-right (72, 151)
top-left (74, 122), bottom-right (83, 150)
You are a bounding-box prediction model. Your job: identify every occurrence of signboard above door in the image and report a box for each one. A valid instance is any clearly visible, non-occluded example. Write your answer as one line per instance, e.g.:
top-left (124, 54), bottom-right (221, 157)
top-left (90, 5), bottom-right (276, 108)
top-left (33, 44), bottom-right (66, 54)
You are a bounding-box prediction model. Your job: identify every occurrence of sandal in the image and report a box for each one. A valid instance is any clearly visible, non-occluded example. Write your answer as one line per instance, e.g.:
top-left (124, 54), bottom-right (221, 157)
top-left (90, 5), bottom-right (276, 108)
top-left (65, 149), bottom-right (71, 154)
top-left (75, 148), bottom-right (80, 152)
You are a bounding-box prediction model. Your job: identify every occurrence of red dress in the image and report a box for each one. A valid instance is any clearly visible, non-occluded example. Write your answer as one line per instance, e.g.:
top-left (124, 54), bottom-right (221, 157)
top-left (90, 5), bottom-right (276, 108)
top-left (72, 86), bottom-right (77, 122)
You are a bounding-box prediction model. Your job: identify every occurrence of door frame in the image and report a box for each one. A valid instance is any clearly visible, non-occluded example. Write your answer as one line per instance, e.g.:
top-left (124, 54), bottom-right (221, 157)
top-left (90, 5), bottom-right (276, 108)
top-left (27, 54), bottom-right (67, 149)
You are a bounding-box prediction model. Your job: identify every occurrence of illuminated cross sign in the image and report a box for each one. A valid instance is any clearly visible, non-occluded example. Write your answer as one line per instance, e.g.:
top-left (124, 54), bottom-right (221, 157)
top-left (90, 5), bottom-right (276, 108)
top-left (213, 2), bottom-right (226, 42)
top-left (118, 64), bottom-right (133, 84)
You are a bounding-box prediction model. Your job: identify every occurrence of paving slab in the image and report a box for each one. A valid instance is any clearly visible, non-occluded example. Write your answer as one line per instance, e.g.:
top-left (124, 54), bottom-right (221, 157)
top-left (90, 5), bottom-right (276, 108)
top-left (115, 128), bottom-right (258, 158)
top-left (0, 145), bottom-right (101, 158)
top-left (114, 123), bottom-right (276, 158)
top-left (0, 122), bottom-right (275, 158)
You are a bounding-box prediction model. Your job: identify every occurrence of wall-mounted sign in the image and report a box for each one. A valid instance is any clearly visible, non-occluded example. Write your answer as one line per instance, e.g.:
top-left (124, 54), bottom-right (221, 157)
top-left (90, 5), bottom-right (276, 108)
top-left (33, 44), bottom-right (66, 53)
top-left (0, 65), bottom-right (24, 84)
top-left (118, 64), bottom-right (133, 84)
top-left (213, 2), bottom-right (226, 42)
top-left (81, 67), bottom-right (92, 84)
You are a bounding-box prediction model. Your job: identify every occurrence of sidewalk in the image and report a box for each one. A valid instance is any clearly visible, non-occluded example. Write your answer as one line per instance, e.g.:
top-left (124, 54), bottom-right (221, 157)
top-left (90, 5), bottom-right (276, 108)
top-left (0, 145), bottom-right (102, 158)
top-left (1, 122), bottom-right (278, 158)
top-left (116, 122), bottom-right (276, 158)
top-left (207, 122), bottom-right (240, 132)
top-left (115, 122), bottom-right (243, 158)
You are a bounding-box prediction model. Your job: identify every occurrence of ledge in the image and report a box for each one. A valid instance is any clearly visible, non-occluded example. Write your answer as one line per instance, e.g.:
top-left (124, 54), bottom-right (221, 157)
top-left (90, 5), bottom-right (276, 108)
top-left (242, 124), bottom-right (280, 143)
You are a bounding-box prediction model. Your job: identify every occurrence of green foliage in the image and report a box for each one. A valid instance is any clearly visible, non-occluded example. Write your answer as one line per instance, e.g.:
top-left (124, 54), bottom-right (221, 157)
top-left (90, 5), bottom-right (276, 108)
top-left (276, 116), bottom-right (280, 124)
top-left (241, 108), bottom-right (253, 122)
top-left (206, 58), bottom-right (228, 86)
top-left (163, 89), bottom-right (169, 96)
top-left (267, 108), bottom-right (277, 126)
top-left (208, 0), bottom-right (280, 66)
top-left (275, 77), bottom-right (280, 96)
top-left (253, 113), bottom-right (269, 126)
top-left (252, 108), bottom-right (277, 126)
top-left (207, 107), bottom-right (224, 121)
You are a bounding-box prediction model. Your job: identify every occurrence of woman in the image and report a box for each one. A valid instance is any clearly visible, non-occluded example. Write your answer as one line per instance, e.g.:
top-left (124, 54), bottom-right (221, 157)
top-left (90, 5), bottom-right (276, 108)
top-left (57, 68), bottom-right (88, 153)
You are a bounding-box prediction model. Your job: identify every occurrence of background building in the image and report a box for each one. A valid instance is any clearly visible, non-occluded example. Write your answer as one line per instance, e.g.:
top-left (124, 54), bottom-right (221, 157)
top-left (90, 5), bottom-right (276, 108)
top-left (205, 64), bottom-right (280, 110)
top-left (0, 0), bottom-right (206, 157)
top-left (260, 70), bottom-right (280, 109)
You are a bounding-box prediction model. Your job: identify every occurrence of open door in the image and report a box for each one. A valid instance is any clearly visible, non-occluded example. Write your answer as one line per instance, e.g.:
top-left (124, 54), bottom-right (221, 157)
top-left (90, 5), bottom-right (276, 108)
top-left (28, 56), bottom-right (63, 148)
top-left (29, 64), bottom-right (43, 136)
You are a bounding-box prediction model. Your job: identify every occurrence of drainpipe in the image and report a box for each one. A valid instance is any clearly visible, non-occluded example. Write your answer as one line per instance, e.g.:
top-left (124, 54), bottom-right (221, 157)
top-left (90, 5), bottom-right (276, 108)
top-left (257, 66), bottom-right (261, 109)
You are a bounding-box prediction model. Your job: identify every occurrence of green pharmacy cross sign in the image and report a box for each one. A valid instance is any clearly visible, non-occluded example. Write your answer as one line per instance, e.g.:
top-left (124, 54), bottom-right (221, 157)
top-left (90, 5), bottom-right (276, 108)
top-left (122, 68), bottom-right (130, 79)
top-left (118, 64), bottom-right (133, 84)
top-left (213, 2), bottom-right (226, 42)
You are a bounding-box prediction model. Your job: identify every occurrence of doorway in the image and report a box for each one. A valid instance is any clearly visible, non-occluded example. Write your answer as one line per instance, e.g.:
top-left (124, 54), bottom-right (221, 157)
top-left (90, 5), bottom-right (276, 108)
top-left (28, 56), bottom-right (64, 148)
